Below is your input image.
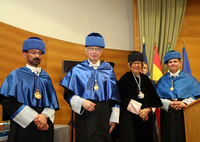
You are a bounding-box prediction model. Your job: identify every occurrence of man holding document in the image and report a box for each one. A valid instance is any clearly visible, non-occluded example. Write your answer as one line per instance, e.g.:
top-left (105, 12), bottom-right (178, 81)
top-left (118, 51), bottom-right (162, 142)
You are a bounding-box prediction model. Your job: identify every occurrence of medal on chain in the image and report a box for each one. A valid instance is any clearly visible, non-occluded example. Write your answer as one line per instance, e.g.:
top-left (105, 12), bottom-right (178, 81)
top-left (132, 73), bottom-right (145, 99)
top-left (170, 77), bottom-right (175, 91)
top-left (94, 79), bottom-right (99, 91)
top-left (34, 73), bottom-right (41, 99)
top-left (138, 91), bottom-right (145, 99)
top-left (34, 89), bottom-right (41, 99)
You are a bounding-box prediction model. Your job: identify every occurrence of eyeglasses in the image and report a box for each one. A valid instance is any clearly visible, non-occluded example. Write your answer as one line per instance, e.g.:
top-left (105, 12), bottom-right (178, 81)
top-left (86, 47), bottom-right (102, 52)
top-left (27, 51), bottom-right (43, 56)
top-left (132, 62), bottom-right (142, 65)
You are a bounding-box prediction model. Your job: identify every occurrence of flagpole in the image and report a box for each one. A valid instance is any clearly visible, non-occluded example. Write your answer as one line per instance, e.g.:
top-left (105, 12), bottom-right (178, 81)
top-left (183, 40), bottom-right (185, 47)
top-left (168, 41), bottom-right (171, 47)
top-left (143, 36), bottom-right (145, 44)
top-left (168, 41), bottom-right (171, 51)
top-left (152, 38), bottom-right (163, 131)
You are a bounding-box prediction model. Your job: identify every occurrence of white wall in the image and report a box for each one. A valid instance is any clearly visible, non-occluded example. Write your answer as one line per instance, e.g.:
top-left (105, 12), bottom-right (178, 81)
top-left (0, 0), bottom-right (133, 50)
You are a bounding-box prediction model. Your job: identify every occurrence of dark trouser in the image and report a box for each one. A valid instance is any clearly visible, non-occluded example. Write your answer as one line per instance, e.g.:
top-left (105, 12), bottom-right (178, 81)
top-left (160, 109), bottom-right (186, 142)
top-left (75, 100), bottom-right (111, 142)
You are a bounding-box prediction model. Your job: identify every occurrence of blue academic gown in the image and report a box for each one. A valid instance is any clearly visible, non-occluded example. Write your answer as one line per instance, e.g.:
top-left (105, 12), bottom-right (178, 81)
top-left (60, 60), bottom-right (120, 142)
top-left (0, 67), bottom-right (59, 142)
top-left (155, 71), bottom-right (200, 142)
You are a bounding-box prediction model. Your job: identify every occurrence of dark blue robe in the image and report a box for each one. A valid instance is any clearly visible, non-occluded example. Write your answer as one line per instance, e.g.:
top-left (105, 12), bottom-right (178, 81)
top-left (60, 60), bottom-right (120, 142)
top-left (155, 71), bottom-right (200, 142)
top-left (0, 67), bottom-right (59, 142)
top-left (60, 60), bottom-right (120, 102)
top-left (0, 67), bottom-right (59, 109)
top-left (155, 71), bottom-right (200, 99)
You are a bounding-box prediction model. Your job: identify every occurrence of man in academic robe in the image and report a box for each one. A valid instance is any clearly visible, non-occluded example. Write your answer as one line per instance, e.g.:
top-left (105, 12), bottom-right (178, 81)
top-left (155, 50), bottom-right (200, 142)
top-left (0, 37), bottom-right (59, 142)
top-left (60, 33), bottom-right (120, 142)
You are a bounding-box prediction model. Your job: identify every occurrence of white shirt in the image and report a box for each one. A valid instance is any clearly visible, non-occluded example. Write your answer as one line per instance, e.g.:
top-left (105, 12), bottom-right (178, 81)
top-left (88, 59), bottom-right (100, 70)
top-left (169, 69), bottom-right (180, 78)
top-left (26, 64), bottom-right (41, 76)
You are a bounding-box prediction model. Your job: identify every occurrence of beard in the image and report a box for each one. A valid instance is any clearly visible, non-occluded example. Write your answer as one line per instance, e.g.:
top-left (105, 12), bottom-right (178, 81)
top-left (28, 58), bottom-right (41, 67)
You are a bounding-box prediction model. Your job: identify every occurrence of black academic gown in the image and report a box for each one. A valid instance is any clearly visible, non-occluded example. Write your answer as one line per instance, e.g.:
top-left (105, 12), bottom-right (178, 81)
top-left (0, 67), bottom-right (59, 142)
top-left (160, 97), bottom-right (199, 142)
top-left (0, 96), bottom-right (54, 142)
top-left (118, 72), bottom-right (162, 142)
top-left (61, 61), bottom-right (120, 142)
top-left (155, 71), bottom-right (200, 142)
top-left (64, 88), bottom-right (117, 142)
top-left (160, 104), bottom-right (185, 142)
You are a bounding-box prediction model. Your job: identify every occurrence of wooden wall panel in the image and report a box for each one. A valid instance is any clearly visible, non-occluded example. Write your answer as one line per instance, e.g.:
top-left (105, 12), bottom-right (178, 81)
top-left (176, 0), bottom-right (200, 81)
top-left (0, 22), bottom-right (131, 124)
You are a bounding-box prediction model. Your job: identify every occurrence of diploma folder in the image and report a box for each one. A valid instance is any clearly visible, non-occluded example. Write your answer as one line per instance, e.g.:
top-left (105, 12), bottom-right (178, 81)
top-left (127, 99), bottom-right (142, 115)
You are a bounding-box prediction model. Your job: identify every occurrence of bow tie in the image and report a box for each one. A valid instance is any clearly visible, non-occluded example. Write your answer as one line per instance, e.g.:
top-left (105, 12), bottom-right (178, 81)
top-left (89, 63), bottom-right (99, 70)
top-left (170, 74), bottom-right (178, 78)
top-left (89, 64), bottom-right (99, 67)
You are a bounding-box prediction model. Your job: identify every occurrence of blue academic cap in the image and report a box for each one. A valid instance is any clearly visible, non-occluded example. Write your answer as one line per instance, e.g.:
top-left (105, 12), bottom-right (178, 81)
top-left (164, 51), bottom-right (181, 64)
top-left (22, 37), bottom-right (45, 54)
top-left (85, 33), bottom-right (105, 48)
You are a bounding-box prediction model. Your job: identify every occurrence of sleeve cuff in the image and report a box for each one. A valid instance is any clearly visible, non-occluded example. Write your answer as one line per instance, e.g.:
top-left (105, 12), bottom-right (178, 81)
top-left (70, 95), bottom-right (85, 115)
top-left (151, 107), bottom-right (156, 113)
top-left (11, 105), bottom-right (38, 128)
top-left (42, 108), bottom-right (55, 123)
top-left (182, 97), bottom-right (196, 105)
top-left (161, 99), bottom-right (171, 112)
top-left (109, 107), bottom-right (120, 123)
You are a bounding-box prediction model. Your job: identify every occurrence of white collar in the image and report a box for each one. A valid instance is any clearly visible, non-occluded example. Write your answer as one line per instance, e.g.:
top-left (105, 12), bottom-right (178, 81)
top-left (88, 59), bottom-right (100, 70)
top-left (169, 69), bottom-right (180, 78)
top-left (26, 64), bottom-right (41, 76)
